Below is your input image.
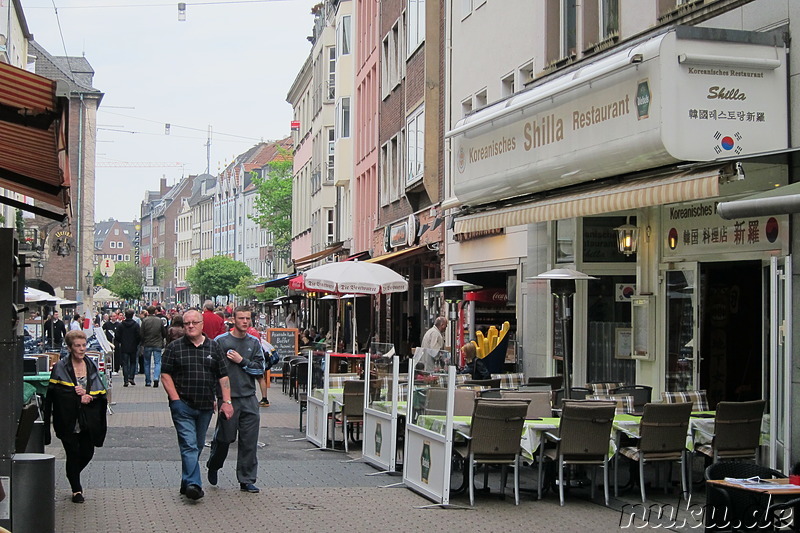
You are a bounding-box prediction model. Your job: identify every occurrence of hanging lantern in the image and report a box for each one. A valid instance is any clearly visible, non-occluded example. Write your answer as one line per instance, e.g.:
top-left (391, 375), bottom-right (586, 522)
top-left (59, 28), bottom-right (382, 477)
top-left (614, 217), bottom-right (639, 256)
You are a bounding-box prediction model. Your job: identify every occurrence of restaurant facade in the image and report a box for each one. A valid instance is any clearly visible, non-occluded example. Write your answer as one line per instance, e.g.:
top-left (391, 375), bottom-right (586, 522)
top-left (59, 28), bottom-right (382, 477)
top-left (446, 24), bottom-right (794, 471)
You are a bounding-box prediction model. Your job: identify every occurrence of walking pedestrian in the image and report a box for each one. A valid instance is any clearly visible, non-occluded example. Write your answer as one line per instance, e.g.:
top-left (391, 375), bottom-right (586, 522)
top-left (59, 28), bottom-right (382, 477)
top-left (206, 306), bottom-right (265, 493)
top-left (43, 330), bottom-right (108, 504)
top-left (140, 305), bottom-right (167, 387)
top-left (160, 309), bottom-right (233, 501)
top-left (114, 309), bottom-right (141, 386)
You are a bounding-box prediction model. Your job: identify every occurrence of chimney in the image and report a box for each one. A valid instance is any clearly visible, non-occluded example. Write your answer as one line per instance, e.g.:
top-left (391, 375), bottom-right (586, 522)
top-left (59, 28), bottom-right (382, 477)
top-left (160, 176), bottom-right (168, 194)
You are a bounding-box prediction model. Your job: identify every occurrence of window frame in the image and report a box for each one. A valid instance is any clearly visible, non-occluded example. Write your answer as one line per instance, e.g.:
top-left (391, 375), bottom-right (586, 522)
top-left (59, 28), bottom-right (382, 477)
top-left (406, 105), bottom-right (425, 186)
top-left (407, 0), bottom-right (426, 57)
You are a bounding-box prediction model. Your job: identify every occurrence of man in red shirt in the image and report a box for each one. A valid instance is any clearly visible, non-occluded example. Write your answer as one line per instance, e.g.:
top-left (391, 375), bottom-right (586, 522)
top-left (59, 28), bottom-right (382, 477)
top-left (202, 301), bottom-right (226, 340)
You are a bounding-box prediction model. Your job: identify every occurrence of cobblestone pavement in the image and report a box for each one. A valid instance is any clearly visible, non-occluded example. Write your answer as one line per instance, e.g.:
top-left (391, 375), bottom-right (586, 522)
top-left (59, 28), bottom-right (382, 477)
top-left (48, 377), bottom-right (701, 532)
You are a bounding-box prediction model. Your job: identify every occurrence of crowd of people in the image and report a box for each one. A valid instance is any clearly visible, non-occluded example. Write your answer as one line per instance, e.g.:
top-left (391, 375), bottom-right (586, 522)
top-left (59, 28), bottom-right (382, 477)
top-left (42, 300), bottom-right (280, 504)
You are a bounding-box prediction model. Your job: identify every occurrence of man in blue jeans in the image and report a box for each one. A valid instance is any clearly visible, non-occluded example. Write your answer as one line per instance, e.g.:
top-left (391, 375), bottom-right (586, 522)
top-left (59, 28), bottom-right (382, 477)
top-left (140, 305), bottom-right (167, 387)
top-left (160, 309), bottom-right (233, 501)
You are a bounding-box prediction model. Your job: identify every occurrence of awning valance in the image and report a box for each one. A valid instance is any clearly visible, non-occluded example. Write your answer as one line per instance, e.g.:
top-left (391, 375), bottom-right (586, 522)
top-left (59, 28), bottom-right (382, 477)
top-left (292, 242), bottom-right (344, 267)
top-left (365, 245), bottom-right (425, 264)
top-left (453, 166), bottom-right (725, 234)
top-left (0, 61), bottom-right (70, 220)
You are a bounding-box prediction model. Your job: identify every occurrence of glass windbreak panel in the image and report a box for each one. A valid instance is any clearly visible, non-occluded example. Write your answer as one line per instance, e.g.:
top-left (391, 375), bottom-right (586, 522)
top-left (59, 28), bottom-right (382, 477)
top-left (665, 270), bottom-right (695, 392)
top-left (586, 274), bottom-right (635, 384)
top-left (583, 216), bottom-right (636, 263)
top-left (409, 348), bottom-right (451, 428)
top-left (368, 342), bottom-right (395, 408)
top-left (308, 349), bottom-right (326, 397)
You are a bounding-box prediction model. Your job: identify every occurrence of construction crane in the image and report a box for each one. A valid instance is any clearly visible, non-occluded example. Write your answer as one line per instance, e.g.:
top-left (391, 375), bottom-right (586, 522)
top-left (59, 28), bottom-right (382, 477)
top-left (96, 162), bottom-right (185, 168)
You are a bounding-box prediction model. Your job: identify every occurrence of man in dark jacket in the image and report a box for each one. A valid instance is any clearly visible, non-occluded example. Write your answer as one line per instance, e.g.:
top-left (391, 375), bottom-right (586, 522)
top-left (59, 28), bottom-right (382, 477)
top-left (115, 309), bottom-right (141, 387)
top-left (140, 305), bottom-right (167, 388)
top-left (43, 310), bottom-right (67, 350)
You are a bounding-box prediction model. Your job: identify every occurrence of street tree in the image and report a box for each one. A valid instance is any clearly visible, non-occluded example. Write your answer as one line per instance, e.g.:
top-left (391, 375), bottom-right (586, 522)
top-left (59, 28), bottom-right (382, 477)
top-left (105, 262), bottom-right (143, 301)
top-left (250, 148), bottom-right (293, 261)
top-left (186, 255), bottom-right (252, 300)
top-left (233, 274), bottom-right (283, 303)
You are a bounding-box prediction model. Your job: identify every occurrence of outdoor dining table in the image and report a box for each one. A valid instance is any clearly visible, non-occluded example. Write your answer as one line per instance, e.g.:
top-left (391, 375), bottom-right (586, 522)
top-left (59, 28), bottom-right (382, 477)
top-left (23, 371), bottom-right (52, 403)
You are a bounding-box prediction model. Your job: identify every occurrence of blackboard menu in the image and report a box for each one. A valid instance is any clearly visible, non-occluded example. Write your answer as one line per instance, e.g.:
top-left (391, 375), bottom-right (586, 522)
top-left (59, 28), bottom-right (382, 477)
top-left (267, 328), bottom-right (299, 358)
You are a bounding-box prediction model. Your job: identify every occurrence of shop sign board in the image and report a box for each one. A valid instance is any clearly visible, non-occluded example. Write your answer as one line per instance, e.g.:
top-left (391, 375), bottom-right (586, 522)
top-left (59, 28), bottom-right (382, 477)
top-left (451, 29), bottom-right (787, 208)
top-left (661, 199), bottom-right (787, 258)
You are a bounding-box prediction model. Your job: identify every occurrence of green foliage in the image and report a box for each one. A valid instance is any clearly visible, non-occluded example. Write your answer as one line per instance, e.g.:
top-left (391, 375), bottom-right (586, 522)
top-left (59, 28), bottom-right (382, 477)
top-left (250, 148), bottom-right (293, 260)
top-left (94, 269), bottom-right (105, 287)
top-left (153, 257), bottom-right (175, 285)
top-left (186, 255), bottom-right (252, 299)
top-left (232, 275), bottom-right (284, 302)
top-left (105, 262), bottom-right (143, 301)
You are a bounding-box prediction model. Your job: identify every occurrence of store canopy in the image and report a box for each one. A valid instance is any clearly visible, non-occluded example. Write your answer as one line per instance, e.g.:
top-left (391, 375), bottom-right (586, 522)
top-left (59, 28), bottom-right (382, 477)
top-left (453, 165), bottom-right (726, 234)
top-left (365, 245), bottom-right (424, 264)
top-left (0, 61), bottom-right (71, 221)
top-left (292, 242), bottom-right (344, 268)
top-left (254, 273), bottom-right (298, 289)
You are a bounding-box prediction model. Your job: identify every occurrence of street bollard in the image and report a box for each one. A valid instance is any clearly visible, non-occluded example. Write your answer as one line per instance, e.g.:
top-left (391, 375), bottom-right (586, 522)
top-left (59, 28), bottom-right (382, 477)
top-left (11, 453), bottom-right (54, 533)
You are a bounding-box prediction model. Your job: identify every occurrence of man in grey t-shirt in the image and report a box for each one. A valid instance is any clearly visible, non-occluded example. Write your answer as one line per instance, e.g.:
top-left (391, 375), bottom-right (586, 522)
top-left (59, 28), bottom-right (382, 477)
top-left (206, 306), bottom-right (265, 493)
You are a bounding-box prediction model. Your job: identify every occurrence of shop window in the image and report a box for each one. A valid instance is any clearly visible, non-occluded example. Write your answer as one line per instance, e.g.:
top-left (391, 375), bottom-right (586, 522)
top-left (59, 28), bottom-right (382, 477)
top-left (555, 219), bottom-right (575, 264)
top-left (582, 216), bottom-right (636, 264)
top-left (585, 274), bottom-right (636, 384)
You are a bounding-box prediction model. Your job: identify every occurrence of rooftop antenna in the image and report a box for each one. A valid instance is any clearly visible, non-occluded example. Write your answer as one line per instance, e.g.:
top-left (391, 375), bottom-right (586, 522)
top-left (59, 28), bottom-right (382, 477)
top-left (205, 125), bottom-right (212, 174)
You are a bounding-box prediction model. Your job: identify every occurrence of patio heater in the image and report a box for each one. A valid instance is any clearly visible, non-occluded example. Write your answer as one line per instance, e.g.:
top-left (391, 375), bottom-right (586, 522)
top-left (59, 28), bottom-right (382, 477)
top-left (429, 280), bottom-right (481, 365)
top-left (530, 269), bottom-right (596, 400)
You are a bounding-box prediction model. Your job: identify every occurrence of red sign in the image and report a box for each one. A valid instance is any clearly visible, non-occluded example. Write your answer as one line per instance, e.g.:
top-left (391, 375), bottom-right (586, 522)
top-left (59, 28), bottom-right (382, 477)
top-left (290, 120), bottom-right (300, 131)
top-left (465, 289), bottom-right (508, 304)
top-left (288, 275), bottom-right (305, 291)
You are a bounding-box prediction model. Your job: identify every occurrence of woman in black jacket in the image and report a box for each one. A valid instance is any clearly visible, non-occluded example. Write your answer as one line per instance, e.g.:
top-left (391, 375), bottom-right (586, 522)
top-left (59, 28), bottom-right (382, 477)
top-left (44, 329), bottom-right (108, 503)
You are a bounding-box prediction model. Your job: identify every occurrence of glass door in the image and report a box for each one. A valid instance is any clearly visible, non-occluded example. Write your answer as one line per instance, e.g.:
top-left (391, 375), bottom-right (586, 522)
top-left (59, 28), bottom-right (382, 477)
top-left (663, 263), bottom-right (699, 392)
top-left (765, 256), bottom-right (792, 471)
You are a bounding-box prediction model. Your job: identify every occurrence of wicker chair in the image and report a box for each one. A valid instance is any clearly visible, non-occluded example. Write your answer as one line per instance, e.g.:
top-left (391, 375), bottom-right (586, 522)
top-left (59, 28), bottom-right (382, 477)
top-left (331, 379), bottom-right (370, 453)
top-left (538, 400), bottom-right (616, 506)
top-left (695, 400), bottom-right (766, 462)
top-left (500, 390), bottom-right (552, 419)
top-left (527, 376), bottom-right (563, 390)
top-left (704, 462), bottom-right (792, 531)
top-left (614, 402), bottom-right (692, 502)
top-left (454, 398), bottom-right (530, 506)
top-left (610, 385), bottom-right (653, 413)
top-left (424, 387), bottom-right (476, 417)
top-left (552, 387), bottom-right (592, 409)
top-left (464, 378), bottom-right (502, 389)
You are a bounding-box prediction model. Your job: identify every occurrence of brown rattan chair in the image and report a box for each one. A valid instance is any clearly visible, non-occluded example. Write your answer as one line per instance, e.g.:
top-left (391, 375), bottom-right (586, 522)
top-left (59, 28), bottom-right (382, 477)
top-left (614, 402), bottom-right (692, 502)
top-left (538, 400), bottom-right (616, 506)
top-left (454, 398), bottom-right (530, 506)
top-left (332, 379), bottom-right (366, 453)
top-left (464, 378), bottom-right (502, 389)
top-left (424, 387), bottom-right (476, 417)
top-left (527, 376), bottom-right (563, 390)
top-left (695, 399), bottom-right (766, 462)
top-left (500, 390), bottom-right (552, 419)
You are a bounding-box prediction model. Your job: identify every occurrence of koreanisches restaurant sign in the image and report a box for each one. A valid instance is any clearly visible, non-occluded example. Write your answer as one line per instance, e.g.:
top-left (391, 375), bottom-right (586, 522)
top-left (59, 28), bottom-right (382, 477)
top-left (448, 28), bottom-right (787, 208)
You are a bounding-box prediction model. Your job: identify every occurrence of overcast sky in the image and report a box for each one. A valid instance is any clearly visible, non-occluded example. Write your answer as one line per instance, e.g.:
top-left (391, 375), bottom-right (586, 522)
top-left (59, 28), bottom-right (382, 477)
top-left (23, 0), bottom-right (317, 222)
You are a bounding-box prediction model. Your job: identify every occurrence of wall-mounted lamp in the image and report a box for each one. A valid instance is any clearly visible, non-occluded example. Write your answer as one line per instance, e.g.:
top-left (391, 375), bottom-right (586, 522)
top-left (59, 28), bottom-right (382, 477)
top-left (615, 216), bottom-right (639, 256)
top-left (178, 2), bottom-right (186, 21)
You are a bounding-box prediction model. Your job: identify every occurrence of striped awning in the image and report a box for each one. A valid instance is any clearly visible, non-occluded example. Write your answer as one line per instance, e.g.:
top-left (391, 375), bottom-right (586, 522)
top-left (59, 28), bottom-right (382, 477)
top-left (453, 166), bottom-right (725, 234)
top-left (0, 61), bottom-right (70, 220)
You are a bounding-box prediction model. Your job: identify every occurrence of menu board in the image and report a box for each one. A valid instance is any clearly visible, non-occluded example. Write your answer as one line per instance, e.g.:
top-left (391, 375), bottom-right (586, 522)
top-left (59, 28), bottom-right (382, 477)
top-left (267, 328), bottom-right (299, 358)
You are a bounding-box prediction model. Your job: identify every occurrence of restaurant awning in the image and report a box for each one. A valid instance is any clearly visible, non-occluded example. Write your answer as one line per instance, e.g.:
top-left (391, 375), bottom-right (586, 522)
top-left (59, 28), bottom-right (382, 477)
top-left (453, 165), bottom-right (726, 234)
top-left (292, 242), bottom-right (344, 267)
top-left (365, 245), bottom-right (425, 264)
top-left (0, 61), bottom-right (71, 221)
top-left (254, 273), bottom-right (298, 289)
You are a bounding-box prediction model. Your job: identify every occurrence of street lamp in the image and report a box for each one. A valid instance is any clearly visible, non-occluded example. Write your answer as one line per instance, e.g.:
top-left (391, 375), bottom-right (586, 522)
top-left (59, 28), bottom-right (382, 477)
top-left (428, 280), bottom-right (481, 366)
top-left (86, 271), bottom-right (93, 293)
top-left (529, 268), bottom-right (596, 400)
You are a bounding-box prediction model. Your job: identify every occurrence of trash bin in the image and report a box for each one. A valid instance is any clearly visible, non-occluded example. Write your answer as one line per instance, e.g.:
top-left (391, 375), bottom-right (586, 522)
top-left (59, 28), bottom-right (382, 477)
top-left (23, 420), bottom-right (45, 454)
top-left (12, 453), bottom-right (54, 533)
